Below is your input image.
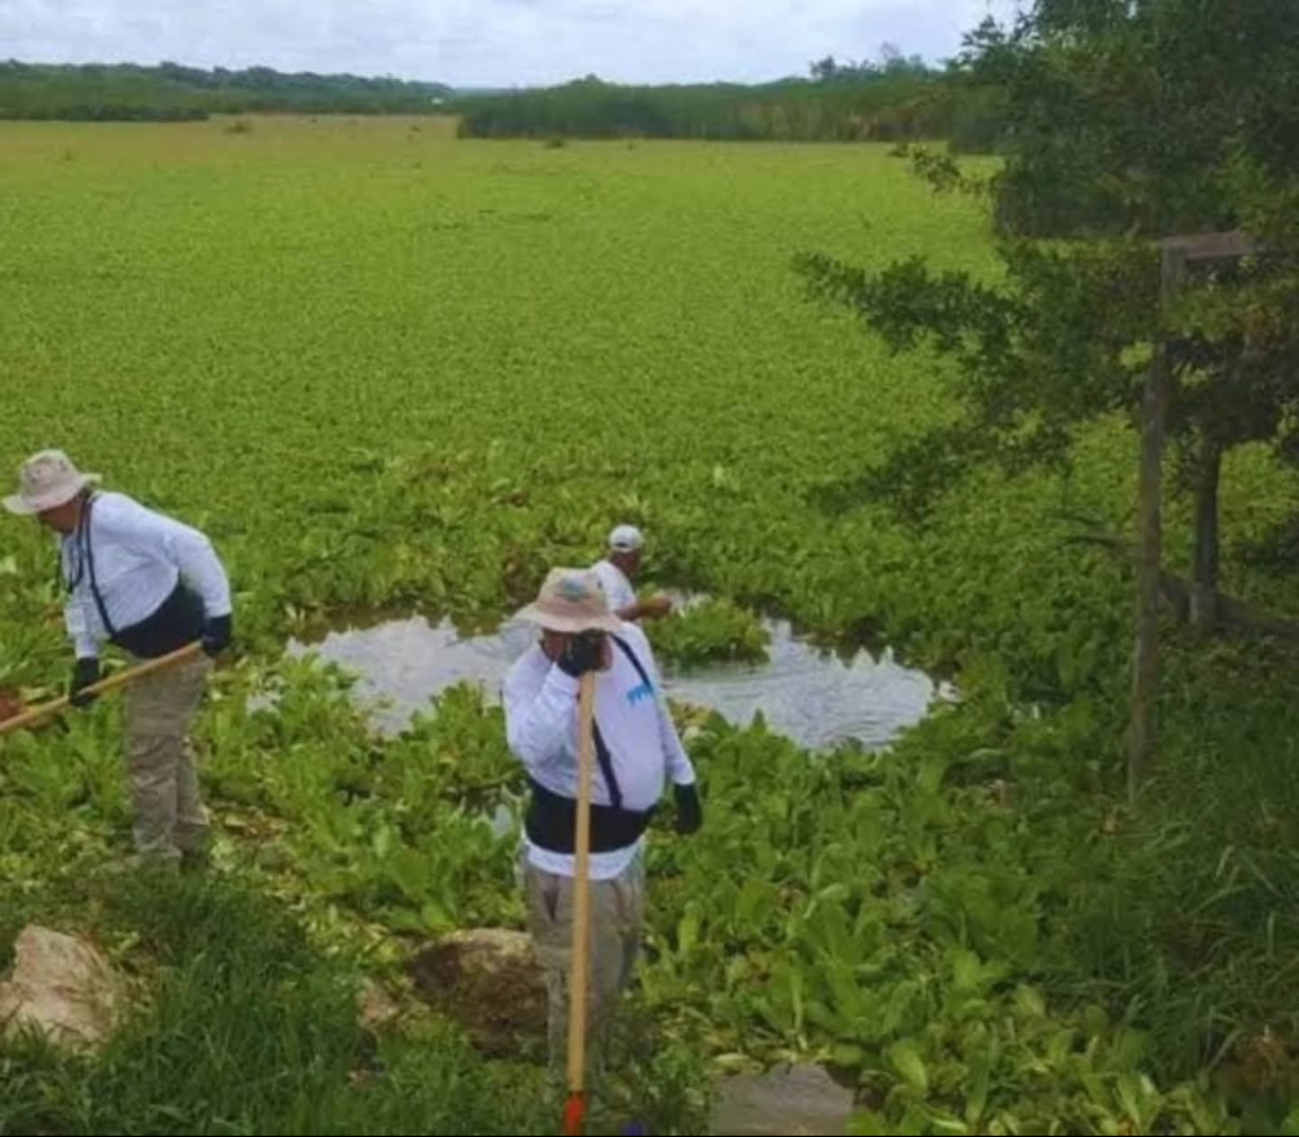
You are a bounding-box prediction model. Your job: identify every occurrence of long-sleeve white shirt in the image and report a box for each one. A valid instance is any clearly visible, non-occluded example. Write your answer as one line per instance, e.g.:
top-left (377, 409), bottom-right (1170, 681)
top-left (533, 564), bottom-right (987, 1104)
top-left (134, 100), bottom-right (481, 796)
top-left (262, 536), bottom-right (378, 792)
top-left (503, 621), bottom-right (696, 880)
top-left (592, 559), bottom-right (637, 616)
top-left (60, 492), bottom-right (232, 660)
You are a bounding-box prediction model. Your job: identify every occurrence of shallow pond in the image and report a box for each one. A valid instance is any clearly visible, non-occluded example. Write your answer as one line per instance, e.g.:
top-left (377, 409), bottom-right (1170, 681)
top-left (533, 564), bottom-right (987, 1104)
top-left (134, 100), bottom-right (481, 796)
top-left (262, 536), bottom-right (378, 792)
top-left (285, 607), bottom-right (951, 752)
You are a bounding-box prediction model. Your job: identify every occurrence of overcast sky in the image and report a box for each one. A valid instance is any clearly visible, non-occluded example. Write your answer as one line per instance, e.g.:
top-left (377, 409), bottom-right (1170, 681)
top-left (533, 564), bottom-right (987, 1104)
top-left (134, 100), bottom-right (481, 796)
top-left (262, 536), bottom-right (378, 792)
top-left (1, 0), bottom-right (1022, 87)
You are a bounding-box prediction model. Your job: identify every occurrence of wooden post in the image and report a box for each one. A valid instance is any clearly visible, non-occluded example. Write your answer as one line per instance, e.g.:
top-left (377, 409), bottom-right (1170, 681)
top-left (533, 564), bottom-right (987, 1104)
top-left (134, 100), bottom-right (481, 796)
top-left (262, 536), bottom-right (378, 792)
top-left (1190, 436), bottom-right (1223, 634)
top-left (1126, 231), bottom-right (1260, 798)
top-left (1129, 243), bottom-right (1186, 797)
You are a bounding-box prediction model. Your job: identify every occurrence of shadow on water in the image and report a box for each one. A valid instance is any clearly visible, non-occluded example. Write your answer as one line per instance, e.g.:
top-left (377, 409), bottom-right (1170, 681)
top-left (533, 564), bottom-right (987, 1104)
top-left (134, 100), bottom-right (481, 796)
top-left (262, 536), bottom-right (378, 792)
top-left (282, 601), bottom-right (954, 753)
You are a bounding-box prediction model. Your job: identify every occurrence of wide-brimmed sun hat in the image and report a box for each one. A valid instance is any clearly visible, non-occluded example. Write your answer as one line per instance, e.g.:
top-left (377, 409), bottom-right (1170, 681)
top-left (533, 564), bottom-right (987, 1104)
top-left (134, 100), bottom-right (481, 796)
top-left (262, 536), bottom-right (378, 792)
top-left (3, 450), bottom-right (101, 516)
top-left (517, 567), bottom-right (624, 634)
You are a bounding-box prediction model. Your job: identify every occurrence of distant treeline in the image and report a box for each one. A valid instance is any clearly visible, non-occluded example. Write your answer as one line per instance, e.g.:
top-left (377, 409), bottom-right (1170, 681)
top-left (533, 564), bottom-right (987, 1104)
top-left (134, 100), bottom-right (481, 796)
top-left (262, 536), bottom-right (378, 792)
top-left (0, 61), bottom-right (453, 121)
top-left (451, 54), bottom-right (1005, 151)
top-left (0, 53), bottom-right (1007, 151)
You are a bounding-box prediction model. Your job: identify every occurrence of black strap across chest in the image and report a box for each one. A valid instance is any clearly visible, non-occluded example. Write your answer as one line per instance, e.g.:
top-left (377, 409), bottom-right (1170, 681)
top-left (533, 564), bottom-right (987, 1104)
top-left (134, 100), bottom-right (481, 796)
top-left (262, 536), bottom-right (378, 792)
top-left (524, 634), bottom-right (661, 856)
top-left (61, 494), bottom-right (117, 639)
top-left (591, 635), bottom-right (655, 811)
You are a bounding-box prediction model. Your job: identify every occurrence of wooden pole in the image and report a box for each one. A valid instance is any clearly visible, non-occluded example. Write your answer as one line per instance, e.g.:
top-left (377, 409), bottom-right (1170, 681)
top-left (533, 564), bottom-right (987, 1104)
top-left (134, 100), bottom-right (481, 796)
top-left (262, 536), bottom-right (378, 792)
top-left (1129, 244), bottom-right (1186, 797)
top-left (563, 670), bottom-right (597, 1136)
top-left (0, 642), bottom-right (203, 738)
top-left (1190, 436), bottom-right (1223, 634)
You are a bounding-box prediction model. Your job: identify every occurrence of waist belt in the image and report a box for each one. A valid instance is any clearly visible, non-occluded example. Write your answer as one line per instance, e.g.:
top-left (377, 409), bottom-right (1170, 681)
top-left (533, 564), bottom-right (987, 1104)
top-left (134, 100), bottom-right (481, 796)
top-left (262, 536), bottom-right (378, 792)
top-left (109, 581), bottom-right (206, 659)
top-left (525, 778), bottom-right (657, 855)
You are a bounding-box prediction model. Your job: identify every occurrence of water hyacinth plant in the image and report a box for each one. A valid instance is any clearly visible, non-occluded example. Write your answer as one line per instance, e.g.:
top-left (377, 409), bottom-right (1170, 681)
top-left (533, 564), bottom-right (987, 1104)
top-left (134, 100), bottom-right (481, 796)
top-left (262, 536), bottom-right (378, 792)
top-left (1, 118), bottom-right (1299, 1133)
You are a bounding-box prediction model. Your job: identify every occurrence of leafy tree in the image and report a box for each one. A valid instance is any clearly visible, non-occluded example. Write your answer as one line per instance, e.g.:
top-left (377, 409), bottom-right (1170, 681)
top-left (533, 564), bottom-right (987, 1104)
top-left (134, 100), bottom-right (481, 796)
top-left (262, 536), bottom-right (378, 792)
top-left (800, 0), bottom-right (1299, 640)
top-left (809, 55), bottom-right (841, 84)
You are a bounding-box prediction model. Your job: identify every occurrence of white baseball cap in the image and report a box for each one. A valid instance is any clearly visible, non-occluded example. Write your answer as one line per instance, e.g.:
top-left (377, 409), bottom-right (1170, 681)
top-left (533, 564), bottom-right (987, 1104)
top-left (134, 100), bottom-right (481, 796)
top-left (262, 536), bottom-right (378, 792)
top-left (609, 524), bottom-right (645, 552)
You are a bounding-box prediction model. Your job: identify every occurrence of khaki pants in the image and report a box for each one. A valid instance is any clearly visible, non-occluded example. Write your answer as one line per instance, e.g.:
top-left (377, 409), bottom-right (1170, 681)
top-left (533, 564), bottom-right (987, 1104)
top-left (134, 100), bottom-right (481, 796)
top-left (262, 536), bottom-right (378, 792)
top-left (123, 653), bottom-right (212, 864)
top-left (524, 851), bottom-right (646, 1081)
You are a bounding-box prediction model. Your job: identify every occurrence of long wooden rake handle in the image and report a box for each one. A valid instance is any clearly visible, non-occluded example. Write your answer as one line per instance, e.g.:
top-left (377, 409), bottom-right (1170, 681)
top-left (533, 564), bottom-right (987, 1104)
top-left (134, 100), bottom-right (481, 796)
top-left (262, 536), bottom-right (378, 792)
top-left (0, 641), bottom-right (204, 738)
top-left (564, 670), bottom-right (597, 1136)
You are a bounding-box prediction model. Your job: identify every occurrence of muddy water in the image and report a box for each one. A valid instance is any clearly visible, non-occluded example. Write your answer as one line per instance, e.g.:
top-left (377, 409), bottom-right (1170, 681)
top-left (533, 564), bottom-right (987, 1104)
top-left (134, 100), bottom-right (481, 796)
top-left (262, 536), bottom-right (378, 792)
top-left (285, 610), bottom-right (949, 752)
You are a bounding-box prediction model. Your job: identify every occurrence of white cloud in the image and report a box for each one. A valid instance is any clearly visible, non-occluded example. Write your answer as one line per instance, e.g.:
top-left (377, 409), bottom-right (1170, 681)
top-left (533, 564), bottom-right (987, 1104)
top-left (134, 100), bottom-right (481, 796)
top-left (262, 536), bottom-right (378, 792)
top-left (0, 0), bottom-right (1020, 87)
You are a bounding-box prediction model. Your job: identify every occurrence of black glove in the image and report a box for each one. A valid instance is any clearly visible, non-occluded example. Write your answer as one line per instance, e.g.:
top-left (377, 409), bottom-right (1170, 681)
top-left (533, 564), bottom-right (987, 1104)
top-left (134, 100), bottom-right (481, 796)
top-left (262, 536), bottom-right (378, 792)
top-left (558, 631), bottom-right (605, 678)
top-left (202, 614), bottom-right (233, 658)
top-left (674, 783), bottom-right (703, 836)
top-left (69, 657), bottom-right (101, 709)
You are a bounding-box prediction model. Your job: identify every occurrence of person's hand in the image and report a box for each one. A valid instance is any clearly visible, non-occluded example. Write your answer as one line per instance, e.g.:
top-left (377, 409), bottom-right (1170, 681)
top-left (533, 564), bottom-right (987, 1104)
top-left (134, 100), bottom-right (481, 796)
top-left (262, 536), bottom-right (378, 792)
top-left (202, 614), bottom-right (233, 658)
top-left (558, 631), bottom-right (606, 678)
top-left (642, 594), bottom-right (674, 620)
top-left (69, 657), bottom-right (101, 709)
top-left (674, 783), bottom-right (703, 835)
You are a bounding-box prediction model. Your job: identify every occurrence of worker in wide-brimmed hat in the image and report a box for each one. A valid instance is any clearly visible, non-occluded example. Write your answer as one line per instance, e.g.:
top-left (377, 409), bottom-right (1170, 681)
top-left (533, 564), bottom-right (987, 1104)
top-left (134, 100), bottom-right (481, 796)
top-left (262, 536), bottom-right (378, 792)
top-left (592, 524), bottom-right (673, 623)
top-left (503, 567), bottom-right (702, 1079)
top-left (4, 450), bottom-right (233, 868)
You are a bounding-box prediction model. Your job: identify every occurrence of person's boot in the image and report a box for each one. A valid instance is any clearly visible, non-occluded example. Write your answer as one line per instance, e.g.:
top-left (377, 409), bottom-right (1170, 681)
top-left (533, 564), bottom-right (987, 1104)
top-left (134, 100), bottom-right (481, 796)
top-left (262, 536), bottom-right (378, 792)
top-left (180, 845), bottom-right (211, 873)
top-left (178, 824), bottom-right (214, 873)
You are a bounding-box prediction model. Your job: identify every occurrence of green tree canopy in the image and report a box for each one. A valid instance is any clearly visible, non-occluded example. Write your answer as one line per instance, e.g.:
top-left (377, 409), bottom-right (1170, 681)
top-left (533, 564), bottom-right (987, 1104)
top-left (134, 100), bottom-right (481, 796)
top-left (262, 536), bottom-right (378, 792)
top-left (800, 0), bottom-right (1299, 637)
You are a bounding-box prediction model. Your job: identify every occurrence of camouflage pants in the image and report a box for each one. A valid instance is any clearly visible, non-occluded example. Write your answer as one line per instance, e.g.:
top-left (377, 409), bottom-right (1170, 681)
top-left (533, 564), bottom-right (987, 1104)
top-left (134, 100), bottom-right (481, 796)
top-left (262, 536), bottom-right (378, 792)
top-left (523, 851), bottom-right (646, 1081)
top-left (123, 653), bottom-right (213, 863)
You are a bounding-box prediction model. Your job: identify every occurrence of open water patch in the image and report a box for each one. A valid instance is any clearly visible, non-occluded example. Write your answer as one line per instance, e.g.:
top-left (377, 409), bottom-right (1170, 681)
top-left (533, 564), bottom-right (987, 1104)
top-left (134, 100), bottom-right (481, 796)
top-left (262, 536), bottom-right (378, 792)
top-left (283, 606), bottom-right (952, 752)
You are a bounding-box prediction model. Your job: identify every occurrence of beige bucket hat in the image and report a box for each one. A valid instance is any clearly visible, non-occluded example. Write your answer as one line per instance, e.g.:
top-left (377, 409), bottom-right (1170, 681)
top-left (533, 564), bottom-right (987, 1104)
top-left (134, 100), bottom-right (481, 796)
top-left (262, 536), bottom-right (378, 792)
top-left (517, 567), bottom-right (624, 634)
top-left (4, 450), bottom-right (101, 516)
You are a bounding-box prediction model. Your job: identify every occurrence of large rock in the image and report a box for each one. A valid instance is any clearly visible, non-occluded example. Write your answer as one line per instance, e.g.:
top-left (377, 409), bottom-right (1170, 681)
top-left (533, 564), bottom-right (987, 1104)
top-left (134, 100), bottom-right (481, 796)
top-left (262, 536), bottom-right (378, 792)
top-left (711, 1065), bottom-right (855, 1136)
top-left (0, 926), bottom-right (121, 1051)
top-left (409, 928), bottom-right (546, 1056)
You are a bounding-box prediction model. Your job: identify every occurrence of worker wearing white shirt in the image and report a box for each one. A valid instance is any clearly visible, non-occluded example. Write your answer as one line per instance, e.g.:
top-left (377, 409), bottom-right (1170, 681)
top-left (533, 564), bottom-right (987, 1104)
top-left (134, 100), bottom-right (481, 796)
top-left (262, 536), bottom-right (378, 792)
top-left (4, 450), bottom-right (233, 867)
top-left (591, 524), bottom-right (674, 623)
top-left (504, 566), bottom-right (702, 1077)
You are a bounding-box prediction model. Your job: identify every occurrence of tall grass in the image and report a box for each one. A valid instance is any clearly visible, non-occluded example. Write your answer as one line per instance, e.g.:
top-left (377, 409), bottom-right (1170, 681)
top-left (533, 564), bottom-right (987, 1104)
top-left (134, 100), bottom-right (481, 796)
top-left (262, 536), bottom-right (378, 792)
top-left (0, 873), bottom-right (548, 1136)
top-left (1047, 639), bottom-right (1299, 1122)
